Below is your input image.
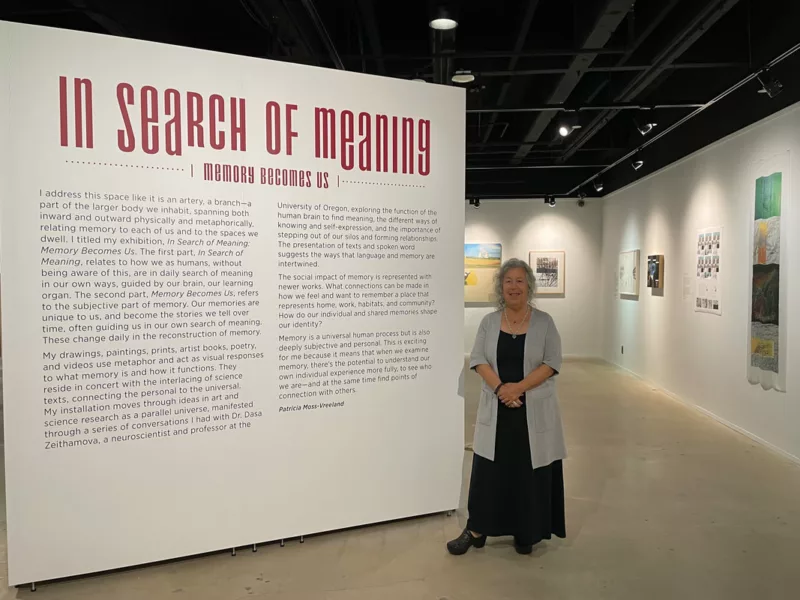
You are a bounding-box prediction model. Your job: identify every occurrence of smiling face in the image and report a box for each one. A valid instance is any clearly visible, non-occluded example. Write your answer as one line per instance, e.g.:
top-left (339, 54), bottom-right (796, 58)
top-left (502, 267), bottom-right (529, 310)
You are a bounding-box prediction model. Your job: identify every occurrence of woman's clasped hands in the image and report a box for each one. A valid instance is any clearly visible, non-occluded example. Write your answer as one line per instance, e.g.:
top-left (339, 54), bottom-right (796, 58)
top-left (497, 382), bottom-right (526, 409)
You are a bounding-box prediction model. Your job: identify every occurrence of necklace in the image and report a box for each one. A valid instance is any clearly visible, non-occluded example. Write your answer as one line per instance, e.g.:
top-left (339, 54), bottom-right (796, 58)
top-left (503, 306), bottom-right (530, 339)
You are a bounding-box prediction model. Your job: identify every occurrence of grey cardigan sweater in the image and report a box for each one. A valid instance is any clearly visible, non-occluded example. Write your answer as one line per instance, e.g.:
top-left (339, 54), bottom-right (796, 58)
top-left (469, 308), bottom-right (567, 469)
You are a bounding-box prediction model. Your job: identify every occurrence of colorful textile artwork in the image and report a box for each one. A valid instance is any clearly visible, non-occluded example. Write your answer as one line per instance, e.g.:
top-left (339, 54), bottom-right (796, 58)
top-left (750, 172), bottom-right (782, 383)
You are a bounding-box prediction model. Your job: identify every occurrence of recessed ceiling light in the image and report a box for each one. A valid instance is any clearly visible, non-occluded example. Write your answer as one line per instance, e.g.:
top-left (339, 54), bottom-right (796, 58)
top-left (452, 70), bottom-right (475, 84)
top-left (429, 17), bottom-right (458, 30)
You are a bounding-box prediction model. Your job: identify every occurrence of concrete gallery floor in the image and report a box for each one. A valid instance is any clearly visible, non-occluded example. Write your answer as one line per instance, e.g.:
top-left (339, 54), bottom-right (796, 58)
top-left (2, 360), bottom-right (800, 599)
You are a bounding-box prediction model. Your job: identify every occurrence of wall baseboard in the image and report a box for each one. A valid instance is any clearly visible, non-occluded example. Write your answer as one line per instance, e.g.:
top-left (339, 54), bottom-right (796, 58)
top-left (460, 353), bottom-right (799, 466)
top-left (608, 360), bottom-right (800, 467)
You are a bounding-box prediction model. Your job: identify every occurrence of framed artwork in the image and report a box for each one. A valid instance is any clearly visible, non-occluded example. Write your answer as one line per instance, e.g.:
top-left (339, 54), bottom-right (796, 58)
top-left (529, 251), bottom-right (565, 296)
top-left (464, 243), bottom-right (502, 303)
top-left (618, 250), bottom-right (640, 297)
top-left (647, 255), bottom-right (664, 289)
top-left (747, 151), bottom-right (788, 391)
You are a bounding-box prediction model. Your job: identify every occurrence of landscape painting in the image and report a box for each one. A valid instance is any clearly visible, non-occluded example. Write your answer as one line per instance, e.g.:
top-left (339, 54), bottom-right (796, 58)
top-left (529, 251), bottom-right (565, 296)
top-left (618, 250), bottom-right (640, 297)
top-left (465, 243), bottom-right (502, 303)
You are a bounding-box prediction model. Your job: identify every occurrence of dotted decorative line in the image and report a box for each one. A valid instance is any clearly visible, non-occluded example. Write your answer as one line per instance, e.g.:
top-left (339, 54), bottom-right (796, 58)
top-left (66, 161), bottom-right (185, 172)
top-left (342, 179), bottom-right (426, 189)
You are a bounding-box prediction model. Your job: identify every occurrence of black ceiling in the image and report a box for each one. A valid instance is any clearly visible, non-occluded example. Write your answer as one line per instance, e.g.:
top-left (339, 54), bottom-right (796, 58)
top-left (4, 0), bottom-right (800, 199)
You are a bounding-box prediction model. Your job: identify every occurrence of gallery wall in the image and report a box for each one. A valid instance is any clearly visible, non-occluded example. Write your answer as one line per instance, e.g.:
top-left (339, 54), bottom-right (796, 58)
top-left (601, 103), bottom-right (800, 461)
top-left (464, 199), bottom-right (603, 357)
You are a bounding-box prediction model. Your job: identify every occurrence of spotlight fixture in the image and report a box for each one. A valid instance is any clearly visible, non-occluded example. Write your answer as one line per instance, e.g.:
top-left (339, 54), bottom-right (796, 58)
top-left (577, 192), bottom-right (586, 208)
top-left (593, 180), bottom-right (604, 192)
top-left (757, 69), bottom-right (783, 98)
top-left (557, 112), bottom-right (581, 138)
top-left (468, 198), bottom-right (480, 209)
top-left (631, 159), bottom-right (644, 171)
top-left (635, 120), bottom-right (657, 136)
top-left (542, 195), bottom-right (556, 207)
top-left (429, 5), bottom-right (458, 30)
top-left (632, 112), bottom-right (657, 136)
top-left (452, 70), bottom-right (475, 84)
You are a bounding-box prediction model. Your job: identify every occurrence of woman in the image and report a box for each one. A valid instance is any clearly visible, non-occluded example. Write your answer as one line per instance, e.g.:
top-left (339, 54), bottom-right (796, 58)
top-left (447, 258), bottom-right (566, 555)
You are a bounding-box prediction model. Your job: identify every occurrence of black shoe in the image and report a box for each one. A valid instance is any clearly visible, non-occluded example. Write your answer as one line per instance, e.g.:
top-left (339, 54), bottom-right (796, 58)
top-left (514, 539), bottom-right (533, 555)
top-left (446, 529), bottom-right (487, 555)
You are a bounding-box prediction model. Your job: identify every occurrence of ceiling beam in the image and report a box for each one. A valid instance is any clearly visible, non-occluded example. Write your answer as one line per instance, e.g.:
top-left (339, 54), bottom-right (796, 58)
top-left (481, 0), bottom-right (541, 143)
top-left (246, 0), bottom-right (320, 64)
top-left (475, 62), bottom-right (746, 77)
top-left (511, 0), bottom-right (636, 163)
top-left (339, 48), bottom-right (628, 61)
top-left (468, 102), bottom-right (703, 113)
top-left (467, 164), bottom-right (610, 171)
top-left (299, 0), bottom-right (344, 69)
top-left (578, 0), bottom-right (682, 107)
top-left (356, 0), bottom-right (385, 75)
top-left (559, 0), bottom-right (743, 163)
top-left (66, 0), bottom-right (130, 36)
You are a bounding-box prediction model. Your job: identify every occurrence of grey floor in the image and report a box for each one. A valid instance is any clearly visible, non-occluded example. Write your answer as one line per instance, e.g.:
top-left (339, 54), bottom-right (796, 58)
top-left (2, 359), bottom-right (800, 599)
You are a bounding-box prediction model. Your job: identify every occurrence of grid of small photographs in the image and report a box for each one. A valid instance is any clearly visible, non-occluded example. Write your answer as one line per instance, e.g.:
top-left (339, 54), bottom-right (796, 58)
top-left (695, 229), bottom-right (722, 314)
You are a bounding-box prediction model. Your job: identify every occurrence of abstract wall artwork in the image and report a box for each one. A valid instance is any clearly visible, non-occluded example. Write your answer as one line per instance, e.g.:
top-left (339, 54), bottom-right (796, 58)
top-left (748, 161), bottom-right (786, 391)
top-left (464, 243), bottom-right (502, 303)
top-left (529, 251), bottom-right (565, 295)
top-left (618, 250), bottom-right (640, 297)
top-left (647, 255), bottom-right (664, 289)
top-left (695, 227), bottom-right (722, 315)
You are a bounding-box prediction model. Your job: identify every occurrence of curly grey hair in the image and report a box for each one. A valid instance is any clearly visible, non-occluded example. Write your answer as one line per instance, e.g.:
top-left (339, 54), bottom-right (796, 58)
top-left (493, 258), bottom-right (536, 308)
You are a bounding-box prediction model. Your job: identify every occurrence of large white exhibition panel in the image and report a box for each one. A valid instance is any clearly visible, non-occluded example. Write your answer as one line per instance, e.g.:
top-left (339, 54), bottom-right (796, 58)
top-left (0, 22), bottom-right (465, 585)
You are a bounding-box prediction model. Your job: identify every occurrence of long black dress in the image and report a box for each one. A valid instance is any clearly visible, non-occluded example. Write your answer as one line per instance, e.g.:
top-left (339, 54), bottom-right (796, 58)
top-left (466, 331), bottom-right (566, 546)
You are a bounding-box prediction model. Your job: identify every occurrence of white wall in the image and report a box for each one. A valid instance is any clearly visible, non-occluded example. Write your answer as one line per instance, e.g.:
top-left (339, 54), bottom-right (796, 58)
top-left (464, 199), bottom-right (603, 357)
top-left (601, 104), bottom-right (800, 461)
